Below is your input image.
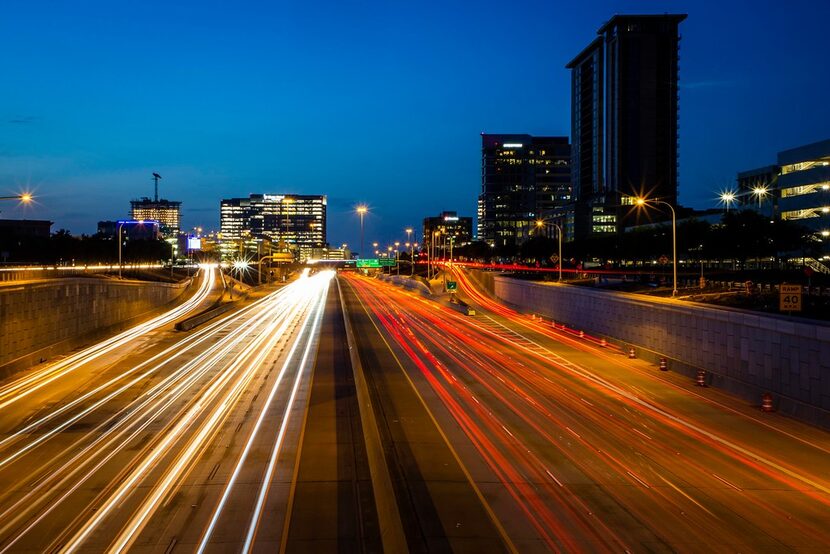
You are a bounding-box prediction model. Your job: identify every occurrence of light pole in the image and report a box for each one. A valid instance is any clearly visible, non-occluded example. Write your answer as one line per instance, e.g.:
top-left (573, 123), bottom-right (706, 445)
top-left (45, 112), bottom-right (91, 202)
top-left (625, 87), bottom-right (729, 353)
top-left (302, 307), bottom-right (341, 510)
top-left (117, 219), bottom-right (152, 279)
top-left (719, 191), bottom-right (736, 213)
top-left (752, 186), bottom-right (768, 214)
top-left (357, 205), bottom-right (368, 258)
top-left (0, 193), bottom-right (33, 203)
top-left (535, 220), bottom-right (563, 282)
top-left (636, 198), bottom-right (678, 296)
top-left (394, 242), bottom-right (400, 275)
top-left (0, 193), bottom-right (33, 215)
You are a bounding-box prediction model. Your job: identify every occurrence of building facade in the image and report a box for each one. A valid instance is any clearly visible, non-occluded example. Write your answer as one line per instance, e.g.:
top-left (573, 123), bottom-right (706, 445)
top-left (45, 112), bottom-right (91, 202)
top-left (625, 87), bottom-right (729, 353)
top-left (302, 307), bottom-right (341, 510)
top-left (129, 198), bottom-right (181, 238)
top-left (423, 211), bottom-right (473, 248)
top-left (478, 134), bottom-right (571, 248)
top-left (567, 14), bottom-right (686, 240)
top-left (737, 138), bottom-right (830, 243)
top-left (219, 194), bottom-right (326, 261)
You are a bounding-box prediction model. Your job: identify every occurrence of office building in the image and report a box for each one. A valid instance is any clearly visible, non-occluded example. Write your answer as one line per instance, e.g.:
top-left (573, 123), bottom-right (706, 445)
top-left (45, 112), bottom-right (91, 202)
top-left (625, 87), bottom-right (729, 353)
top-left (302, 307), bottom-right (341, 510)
top-left (478, 134), bottom-right (571, 248)
top-left (423, 211), bottom-right (473, 248)
top-left (219, 194), bottom-right (326, 261)
top-left (130, 198), bottom-right (181, 238)
top-left (567, 14), bottom-right (686, 239)
top-left (0, 219), bottom-right (52, 239)
top-left (737, 138), bottom-right (830, 245)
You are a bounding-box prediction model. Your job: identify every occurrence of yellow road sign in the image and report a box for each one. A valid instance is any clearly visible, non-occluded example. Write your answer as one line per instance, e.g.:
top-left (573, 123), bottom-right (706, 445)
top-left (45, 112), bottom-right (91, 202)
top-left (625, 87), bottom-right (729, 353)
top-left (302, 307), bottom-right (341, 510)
top-left (779, 284), bottom-right (802, 312)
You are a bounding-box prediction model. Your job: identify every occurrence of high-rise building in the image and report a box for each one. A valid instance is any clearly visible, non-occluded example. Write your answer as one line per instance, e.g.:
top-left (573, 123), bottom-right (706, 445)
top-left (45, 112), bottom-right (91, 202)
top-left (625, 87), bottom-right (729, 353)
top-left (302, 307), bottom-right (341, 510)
top-left (567, 14), bottom-right (686, 239)
top-left (423, 211), bottom-right (473, 248)
top-left (219, 194), bottom-right (326, 261)
top-left (130, 198), bottom-right (181, 238)
top-left (478, 134), bottom-right (571, 248)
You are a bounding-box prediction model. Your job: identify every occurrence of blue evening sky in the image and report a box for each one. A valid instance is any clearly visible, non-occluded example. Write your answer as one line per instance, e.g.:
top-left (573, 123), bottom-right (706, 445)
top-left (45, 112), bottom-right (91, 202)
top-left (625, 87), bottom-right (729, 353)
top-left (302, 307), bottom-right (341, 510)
top-left (1, 0), bottom-right (828, 251)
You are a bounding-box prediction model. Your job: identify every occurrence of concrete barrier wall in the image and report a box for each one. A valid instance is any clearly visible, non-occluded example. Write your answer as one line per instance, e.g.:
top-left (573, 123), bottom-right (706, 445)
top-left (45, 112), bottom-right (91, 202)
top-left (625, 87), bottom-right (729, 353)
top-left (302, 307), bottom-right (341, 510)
top-left (0, 277), bottom-right (190, 370)
top-left (489, 274), bottom-right (830, 428)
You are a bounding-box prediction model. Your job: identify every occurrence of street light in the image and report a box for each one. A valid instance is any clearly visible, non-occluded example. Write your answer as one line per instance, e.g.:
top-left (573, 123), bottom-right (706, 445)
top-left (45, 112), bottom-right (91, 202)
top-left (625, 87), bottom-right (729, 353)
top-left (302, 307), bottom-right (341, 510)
top-left (719, 191), bottom-right (736, 213)
top-left (356, 205), bottom-right (368, 257)
top-left (0, 193), bottom-right (33, 214)
top-left (117, 219), bottom-right (155, 279)
top-left (412, 243), bottom-right (419, 276)
top-left (752, 186), bottom-right (769, 212)
top-left (536, 219), bottom-right (563, 282)
top-left (635, 197), bottom-right (678, 296)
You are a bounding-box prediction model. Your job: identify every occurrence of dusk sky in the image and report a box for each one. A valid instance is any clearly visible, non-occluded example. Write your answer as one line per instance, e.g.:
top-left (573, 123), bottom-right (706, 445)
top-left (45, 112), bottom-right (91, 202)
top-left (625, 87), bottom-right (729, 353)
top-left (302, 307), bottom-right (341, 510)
top-left (1, 0), bottom-right (828, 251)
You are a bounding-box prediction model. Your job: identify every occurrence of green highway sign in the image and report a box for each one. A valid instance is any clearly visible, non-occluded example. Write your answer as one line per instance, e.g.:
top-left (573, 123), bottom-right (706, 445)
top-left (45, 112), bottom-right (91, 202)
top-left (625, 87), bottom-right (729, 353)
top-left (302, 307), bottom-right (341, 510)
top-left (356, 259), bottom-right (381, 268)
top-left (356, 258), bottom-right (396, 268)
top-left (446, 281), bottom-right (458, 291)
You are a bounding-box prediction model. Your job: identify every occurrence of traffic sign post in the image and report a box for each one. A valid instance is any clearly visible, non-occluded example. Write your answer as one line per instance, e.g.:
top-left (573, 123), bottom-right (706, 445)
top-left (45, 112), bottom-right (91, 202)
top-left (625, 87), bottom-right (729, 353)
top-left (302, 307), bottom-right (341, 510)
top-left (779, 284), bottom-right (802, 312)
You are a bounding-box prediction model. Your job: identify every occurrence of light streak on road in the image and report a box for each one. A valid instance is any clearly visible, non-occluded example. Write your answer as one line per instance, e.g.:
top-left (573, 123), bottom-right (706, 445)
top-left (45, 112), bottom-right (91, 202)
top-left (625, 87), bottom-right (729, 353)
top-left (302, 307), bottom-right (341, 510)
top-left (194, 275), bottom-right (327, 552)
top-left (0, 265), bottom-right (215, 410)
top-left (0, 269), bottom-right (335, 552)
top-left (344, 273), bottom-right (830, 551)
top-left (59, 271), bottom-right (333, 553)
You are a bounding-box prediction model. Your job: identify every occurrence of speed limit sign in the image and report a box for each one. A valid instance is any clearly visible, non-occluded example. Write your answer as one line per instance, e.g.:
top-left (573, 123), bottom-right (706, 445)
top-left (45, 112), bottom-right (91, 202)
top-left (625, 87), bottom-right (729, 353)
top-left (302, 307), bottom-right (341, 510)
top-left (780, 284), bottom-right (802, 312)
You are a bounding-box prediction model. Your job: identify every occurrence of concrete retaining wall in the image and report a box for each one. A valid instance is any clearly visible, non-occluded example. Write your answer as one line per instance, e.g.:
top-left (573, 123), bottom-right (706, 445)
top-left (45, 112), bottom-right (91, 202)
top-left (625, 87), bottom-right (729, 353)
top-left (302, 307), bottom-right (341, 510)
top-left (0, 277), bottom-right (190, 370)
top-left (488, 274), bottom-right (830, 428)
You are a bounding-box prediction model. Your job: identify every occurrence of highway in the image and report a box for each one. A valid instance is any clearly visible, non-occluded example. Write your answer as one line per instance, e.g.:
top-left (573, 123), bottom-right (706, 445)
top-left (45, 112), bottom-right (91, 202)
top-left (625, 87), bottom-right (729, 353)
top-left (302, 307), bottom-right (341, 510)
top-left (0, 268), bottom-right (336, 552)
top-left (342, 270), bottom-right (830, 552)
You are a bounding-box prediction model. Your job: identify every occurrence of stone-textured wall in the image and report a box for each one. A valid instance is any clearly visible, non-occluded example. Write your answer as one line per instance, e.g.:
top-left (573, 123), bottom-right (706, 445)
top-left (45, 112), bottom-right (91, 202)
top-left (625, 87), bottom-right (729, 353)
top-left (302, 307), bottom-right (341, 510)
top-left (489, 274), bottom-right (830, 428)
top-left (0, 278), bottom-right (189, 370)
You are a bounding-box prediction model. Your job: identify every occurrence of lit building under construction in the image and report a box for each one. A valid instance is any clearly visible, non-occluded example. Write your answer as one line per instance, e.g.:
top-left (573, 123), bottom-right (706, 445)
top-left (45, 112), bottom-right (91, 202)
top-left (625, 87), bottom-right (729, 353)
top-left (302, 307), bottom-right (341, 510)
top-left (129, 173), bottom-right (181, 238)
top-left (129, 199), bottom-right (181, 238)
top-left (219, 194), bottom-right (326, 261)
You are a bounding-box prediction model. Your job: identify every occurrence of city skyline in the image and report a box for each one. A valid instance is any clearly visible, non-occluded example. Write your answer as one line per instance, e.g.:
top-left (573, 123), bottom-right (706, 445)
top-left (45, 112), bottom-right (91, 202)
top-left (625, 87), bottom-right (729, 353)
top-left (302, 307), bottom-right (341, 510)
top-left (1, 0), bottom-right (829, 251)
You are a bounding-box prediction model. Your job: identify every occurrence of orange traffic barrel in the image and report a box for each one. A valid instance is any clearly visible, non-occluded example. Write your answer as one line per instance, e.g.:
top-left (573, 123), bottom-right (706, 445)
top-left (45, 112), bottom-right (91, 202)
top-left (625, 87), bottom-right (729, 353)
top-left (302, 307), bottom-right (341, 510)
top-left (659, 357), bottom-right (668, 371)
top-left (761, 393), bottom-right (774, 412)
top-left (628, 348), bottom-right (636, 359)
top-left (696, 369), bottom-right (706, 387)
top-left (579, 330), bottom-right (585, 338)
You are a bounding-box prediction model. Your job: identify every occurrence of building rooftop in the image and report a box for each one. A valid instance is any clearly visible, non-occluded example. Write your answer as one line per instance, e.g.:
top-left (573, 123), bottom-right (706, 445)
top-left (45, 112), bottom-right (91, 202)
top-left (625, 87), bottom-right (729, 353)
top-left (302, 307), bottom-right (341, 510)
top-left (596, 13), bottom-right (687, 35)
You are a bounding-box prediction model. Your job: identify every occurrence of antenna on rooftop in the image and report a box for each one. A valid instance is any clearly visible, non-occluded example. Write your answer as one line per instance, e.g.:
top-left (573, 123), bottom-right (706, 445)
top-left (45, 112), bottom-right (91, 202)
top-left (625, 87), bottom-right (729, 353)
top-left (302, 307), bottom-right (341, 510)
top-left (152, 173), bottom-right (162, 202)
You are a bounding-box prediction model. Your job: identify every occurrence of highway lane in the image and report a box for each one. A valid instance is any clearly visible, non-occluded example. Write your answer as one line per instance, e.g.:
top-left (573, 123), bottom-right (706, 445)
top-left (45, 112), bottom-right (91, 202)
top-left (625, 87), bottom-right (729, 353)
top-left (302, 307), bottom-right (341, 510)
top-left (0, 269), bottom-right (335, 552)
top-left (344, 271), bottom-right (830, 552)
top-left (0, 266), bottom-right (216, 411)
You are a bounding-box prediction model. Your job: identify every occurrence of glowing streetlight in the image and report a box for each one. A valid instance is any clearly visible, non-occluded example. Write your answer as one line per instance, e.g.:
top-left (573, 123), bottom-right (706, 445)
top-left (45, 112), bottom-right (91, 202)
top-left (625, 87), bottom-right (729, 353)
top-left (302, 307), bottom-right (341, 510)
top-left (536, 219), bottom-right (563, 282)
top-left (0, 192), bottom-right (33, 205)
top-left (719, 191), bottom-right (736, 212)
top-left (635, 197), bottom-right (678, 296)
top-left (356, 205), bottom-right (368, 257)
top-left (752, 186), bottom-right (769, 211)
top-left (405, 227), bottom-right (413, 246)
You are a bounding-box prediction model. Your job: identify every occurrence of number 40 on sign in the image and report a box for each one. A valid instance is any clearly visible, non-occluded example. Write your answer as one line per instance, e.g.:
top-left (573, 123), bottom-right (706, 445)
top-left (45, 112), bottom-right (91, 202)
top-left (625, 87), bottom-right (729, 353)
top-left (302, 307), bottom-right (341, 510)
top-left (779, 284), bottom-right (802, 312)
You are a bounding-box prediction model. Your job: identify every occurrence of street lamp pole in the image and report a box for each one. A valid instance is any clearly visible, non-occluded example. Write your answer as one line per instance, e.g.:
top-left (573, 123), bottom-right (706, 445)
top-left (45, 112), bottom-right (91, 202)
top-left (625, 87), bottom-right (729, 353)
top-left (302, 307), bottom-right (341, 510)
top-left (637, 198), bottom-right (677, 296)
top-left (118, 222), bottom-right (125, 279)
top-left (357, 206), bottom-right (368, 258)
top-left (536, 220), bottom-right (563, 282)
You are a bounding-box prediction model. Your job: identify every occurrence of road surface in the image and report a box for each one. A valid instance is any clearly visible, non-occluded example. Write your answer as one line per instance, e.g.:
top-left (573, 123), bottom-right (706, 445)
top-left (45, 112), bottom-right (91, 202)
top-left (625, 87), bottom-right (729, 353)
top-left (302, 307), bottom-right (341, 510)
top-left (342, 270), bottom-right (830, 552)
top-left (0, 269), bottom-right (337, 552)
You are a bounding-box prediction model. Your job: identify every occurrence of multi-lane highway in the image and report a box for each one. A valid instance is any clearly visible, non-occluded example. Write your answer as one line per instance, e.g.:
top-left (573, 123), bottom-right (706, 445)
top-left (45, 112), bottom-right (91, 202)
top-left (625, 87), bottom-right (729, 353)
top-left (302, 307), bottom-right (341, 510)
top-left (0, 268), bottom-right (338, 552)
top-left (2, 265), bottom-right (830, 552)
top-left (342, 270), bottom-right (830, 552)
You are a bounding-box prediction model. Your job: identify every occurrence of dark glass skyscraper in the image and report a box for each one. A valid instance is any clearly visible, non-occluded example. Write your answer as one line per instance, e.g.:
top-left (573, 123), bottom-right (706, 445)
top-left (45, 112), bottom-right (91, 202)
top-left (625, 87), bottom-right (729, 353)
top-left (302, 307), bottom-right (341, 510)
top-left (478, 134), bottom-right (570, 248)
top-left (567, 14), bottom-right (686, 239)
